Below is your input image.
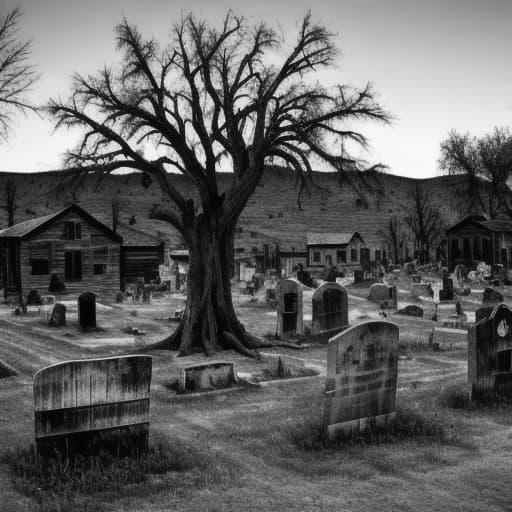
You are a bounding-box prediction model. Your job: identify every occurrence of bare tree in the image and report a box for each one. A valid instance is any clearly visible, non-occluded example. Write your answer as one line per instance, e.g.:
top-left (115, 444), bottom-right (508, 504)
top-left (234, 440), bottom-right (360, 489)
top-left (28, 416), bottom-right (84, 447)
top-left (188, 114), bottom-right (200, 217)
top-left (404, 183), bottom-right (442, 264)
top-left (0, 8), bottom-right (39, 142)
top-left (48, 13), bottom-right (390, 356)
top-left (439, 128), bottom-right (512, 219)
top-left (1, 177), bottom-right (17, 226)
top-left (379, 215), bottom-right (404, 264)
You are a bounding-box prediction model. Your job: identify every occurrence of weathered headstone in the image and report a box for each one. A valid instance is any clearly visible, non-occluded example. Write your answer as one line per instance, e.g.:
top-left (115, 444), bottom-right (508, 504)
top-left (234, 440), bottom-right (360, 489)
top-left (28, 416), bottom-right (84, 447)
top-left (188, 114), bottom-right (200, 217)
top-left (353, 269), bottom-right (364, 284)
top-left (276, 278), bottom-right (303, 338)
top-left (439, 272), bottom-right (454, 301)
top-left (422, 301), bottom-right (438, 321)
top-left (324, 321), bottom-right (399, 437)
top-left (482, 287), bottom-right (504, 306)
top-left (26, 289), bottom-right (42, 306)
top-left (42, 295), bottom-right (55, 305)
top-left (405, 262), bottom-right (416, 275)
top-left (39, 304), bottom-right (53, 324)
top-left (312, 282), bottom-right (348, 334)
top-left (469, 304), bottom-right (512, 403)
top-left (396, 305), bottom-right (423, 317)
top-left (34, 355), bottom-right (152, 458)
top-left (411, 274), bottom-right (421, 284)
top-left (142, 284), bottom-right (152, 304)
top-left (410, 283), bottom-right (434, 299)
top-left (179, 361), bottom-right (237, 392)
top-left (48, 303), bottom-right (66, 327)
top-left (368, 283), bottom-right (389, 303)
top-left (78, 291), bottom-right (96, 331)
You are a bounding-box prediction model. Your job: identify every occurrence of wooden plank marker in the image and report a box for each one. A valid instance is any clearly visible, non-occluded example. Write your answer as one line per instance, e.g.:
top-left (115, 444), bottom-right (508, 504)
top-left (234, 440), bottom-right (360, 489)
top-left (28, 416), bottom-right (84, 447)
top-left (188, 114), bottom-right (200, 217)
top-left (34, 355), bottom-right (152, 458)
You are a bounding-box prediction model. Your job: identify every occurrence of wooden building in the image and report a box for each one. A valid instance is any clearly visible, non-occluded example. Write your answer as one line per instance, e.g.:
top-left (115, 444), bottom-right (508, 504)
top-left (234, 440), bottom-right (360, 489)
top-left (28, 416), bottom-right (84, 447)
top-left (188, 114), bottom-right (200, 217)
top-left (306, 232), bottom-right (370, 270)
top-left (0, 204), bottom-right (122, 301)
top-left (445, 215), bottom-right (512, 269)
top-left (117, 222), bottom-right (165, 287)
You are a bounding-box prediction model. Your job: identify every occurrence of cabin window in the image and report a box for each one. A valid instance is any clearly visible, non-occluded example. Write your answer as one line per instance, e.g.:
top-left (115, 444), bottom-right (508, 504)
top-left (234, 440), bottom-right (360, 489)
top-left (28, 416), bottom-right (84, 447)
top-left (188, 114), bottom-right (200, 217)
top-left (382, 250), bottom-right (387, 262)
top-left (64, 221), bottom-right (82, 240)
top-left (325, 254), bottom-right (333, 266)
top-left (350, 248), bottom-right (357, 262)
top-left (337, 250), bottom-right (346, 264)
top-left (360, 248), bottom-right (370, 262)
top-left (462, 238), bottom-right (471, 259)
top-left (93, 247), bottom-right (108, 276)
top-left (93, 263), bottom-right (106, 275)
top-left (375, 249), bottom-right (381, 262)
top-left (31, 259), bottom-right (49, 275)
top-left (64, 251), bottom-right (82, 280)
top-left (312, 251), bottom-right (321, 263)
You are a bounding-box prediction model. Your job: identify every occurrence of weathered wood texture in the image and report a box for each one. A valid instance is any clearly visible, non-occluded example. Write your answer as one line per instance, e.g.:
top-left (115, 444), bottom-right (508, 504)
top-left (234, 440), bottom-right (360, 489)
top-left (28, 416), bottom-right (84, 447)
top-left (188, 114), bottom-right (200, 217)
top-left (121, 245), bottom-right (164, 284)
top-left (312, 282), bottom-right (348, 334)
top-left (469, 304), bottom-right (512, 403)
top-left (20, 211), bottom-right (121, 301)
top-left (34, 355), bottom-right (152, 448)
top-left (276, 278), bottom-right (303, 338)
top-left (324, 321), bottom-right (399, 437)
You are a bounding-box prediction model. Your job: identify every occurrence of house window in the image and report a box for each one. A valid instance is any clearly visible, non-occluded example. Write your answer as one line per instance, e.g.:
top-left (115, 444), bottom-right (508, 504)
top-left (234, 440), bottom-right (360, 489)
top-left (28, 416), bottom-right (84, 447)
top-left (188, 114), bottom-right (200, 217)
top-left (350, 248), bottom-right (357, 262)
top-left (360, 248), bottom-right (370, 262)
top-left (64, 221), bottom-right (82, 240)
top-left (312, 251), bottom-right (321, 263)
top-left (375, 249), bottom-right (381, 262)
top-left (462, 238), bottom-right (471, 259)
top-left (31, 259), bottom-right (49, 275)
top-left (93, 263), bottom-right (107, 275)
top-left (64, 251), bottom-right (82, 280)
top-left (337, 250), bottom-right (346, 264)
top-left (325, 254), bottom-right (333, 266)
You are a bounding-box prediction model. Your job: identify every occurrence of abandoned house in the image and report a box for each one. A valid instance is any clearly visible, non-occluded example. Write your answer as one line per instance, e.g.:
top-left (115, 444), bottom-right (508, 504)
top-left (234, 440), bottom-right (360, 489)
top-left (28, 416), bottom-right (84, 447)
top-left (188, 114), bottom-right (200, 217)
top-left (445, 215), bottom-right (512, 269)
top-left (306, 232), bottom-right (379, 270)
top-left (0, 204), bottom-right (122, 301)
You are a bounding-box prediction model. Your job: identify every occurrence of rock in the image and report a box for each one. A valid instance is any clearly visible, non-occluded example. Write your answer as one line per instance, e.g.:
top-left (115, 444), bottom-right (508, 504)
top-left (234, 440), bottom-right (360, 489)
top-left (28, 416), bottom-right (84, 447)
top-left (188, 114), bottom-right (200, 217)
top-left (396, 305), bottom-right (424, 317)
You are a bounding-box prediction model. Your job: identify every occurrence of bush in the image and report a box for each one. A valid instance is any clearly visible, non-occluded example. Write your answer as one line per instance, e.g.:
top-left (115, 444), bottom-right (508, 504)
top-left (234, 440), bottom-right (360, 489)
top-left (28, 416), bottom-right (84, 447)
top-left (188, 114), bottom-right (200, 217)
top-left (291, 406), bottom-right (456, 451)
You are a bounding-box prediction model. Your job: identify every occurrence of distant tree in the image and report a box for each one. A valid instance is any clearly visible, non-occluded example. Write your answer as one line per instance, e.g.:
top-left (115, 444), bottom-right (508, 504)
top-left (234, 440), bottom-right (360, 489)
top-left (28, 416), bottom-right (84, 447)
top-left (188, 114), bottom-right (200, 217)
top-left (49, 12), bottom-right (390, 356)
top-left (404, 183), bottom-right (443, 264)
top-left (0, 8), bottom-right (38, 143)
top-left (379, 215), bottom-right (404, 264)
top-left (1, 177), bottom-right (17, 226)
top-left (439, 128), bottom-right (512, 219)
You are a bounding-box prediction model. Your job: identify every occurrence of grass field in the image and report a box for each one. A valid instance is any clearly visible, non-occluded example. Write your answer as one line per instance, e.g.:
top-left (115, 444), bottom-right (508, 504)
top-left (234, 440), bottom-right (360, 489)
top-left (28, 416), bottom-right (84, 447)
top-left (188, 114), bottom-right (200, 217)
top-left (0, 275), bottom-right (511, 511)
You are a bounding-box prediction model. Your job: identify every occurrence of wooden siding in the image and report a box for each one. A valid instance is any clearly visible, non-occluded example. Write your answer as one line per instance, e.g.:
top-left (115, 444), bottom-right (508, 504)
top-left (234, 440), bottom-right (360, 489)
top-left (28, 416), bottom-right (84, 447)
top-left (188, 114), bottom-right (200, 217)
top-left (19, 211), bottom-right (121, 301)
top-left (34, 355), bottom-right (152, 439)
top-left (121, 245), bottom-right (164, 284)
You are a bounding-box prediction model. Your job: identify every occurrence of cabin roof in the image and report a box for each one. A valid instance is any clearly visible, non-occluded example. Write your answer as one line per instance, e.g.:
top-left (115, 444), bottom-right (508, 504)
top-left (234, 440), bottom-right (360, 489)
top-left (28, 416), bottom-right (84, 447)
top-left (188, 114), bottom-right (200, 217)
top-left (306, 232), bottom-right (364, 246)
top-left (0, 204), bottom-right (123, 242)
top-left (446, 215), bottom-right (512, 235)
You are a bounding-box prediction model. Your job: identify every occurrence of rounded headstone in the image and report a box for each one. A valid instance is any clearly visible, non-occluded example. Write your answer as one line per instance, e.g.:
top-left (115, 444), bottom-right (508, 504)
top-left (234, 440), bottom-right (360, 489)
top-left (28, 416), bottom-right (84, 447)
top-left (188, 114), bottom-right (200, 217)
top-left (49, 303), bottom-right (66, 327)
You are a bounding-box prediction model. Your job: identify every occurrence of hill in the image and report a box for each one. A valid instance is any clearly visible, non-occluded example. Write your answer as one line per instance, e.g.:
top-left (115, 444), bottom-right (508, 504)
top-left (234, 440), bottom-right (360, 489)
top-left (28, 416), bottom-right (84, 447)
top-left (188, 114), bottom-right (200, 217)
top-left (0, 168), bottom-right (478, 257)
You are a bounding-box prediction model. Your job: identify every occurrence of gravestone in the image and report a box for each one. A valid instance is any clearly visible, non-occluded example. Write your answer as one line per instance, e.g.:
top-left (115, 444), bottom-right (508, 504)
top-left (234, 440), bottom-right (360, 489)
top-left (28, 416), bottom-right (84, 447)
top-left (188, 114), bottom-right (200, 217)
top-left (422, 301), bottom-right (438, 321)
top-left (42, 295), bottom-right (55, 305)
top-left (48, 303), bottom-right (66, 327)
top-left (312, 282), bottom-right (348, 334)
top-left (439, 272), bottom-right (454, 301)
top-left (26, 289), bottom-right (42, 306)
top-left (368, 283), bottom-right (396, 309)
top-left (469, 304), bottom-right (512, 403)
top-left (410, 283), bottom-right (434, 299)
top-left (475, 306), bottom-right (494, 323)
top-left (265, 288), bottom-right (277, 308)
top-left (276, 278), bottom-right (303, 338)
top-left (39, 304), bottom-right (53, 324)
top-left (34, 355), bottom-right (152, 458)
top-left (396, 305), bottom-right (423, 317)
top-left (482, 287), bottom-right (504, 306)
top-left (324, 321), bottom-right (399, 437)
top-left (142, 284), bottom-right (152, 304)
top-left (411, 274), bottom-right (421, 284)
top-left (353, 269), bottom-right (364, 284)
top-left (405, 262), bottom-right (416, 275)
top-left (78, 291), bottom-right (96, 331)
top-left (179, 361), bottom-right (237, 392)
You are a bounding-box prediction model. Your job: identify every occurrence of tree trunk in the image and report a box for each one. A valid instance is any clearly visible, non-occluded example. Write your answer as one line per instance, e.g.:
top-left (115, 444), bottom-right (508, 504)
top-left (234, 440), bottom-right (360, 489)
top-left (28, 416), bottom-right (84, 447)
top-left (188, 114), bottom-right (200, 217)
top-left (153, 212), bottom-right (277, 357)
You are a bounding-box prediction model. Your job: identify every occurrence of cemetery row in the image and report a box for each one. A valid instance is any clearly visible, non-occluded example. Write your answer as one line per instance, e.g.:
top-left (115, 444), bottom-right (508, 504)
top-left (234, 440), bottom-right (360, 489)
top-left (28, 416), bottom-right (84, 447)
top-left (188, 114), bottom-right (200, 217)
top-left (32, 301), bottom-right (512, 459)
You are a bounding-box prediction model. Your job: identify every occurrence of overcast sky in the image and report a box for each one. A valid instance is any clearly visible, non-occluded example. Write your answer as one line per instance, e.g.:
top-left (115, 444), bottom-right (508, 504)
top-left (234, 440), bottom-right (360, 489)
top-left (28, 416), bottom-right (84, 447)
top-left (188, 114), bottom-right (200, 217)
top-left (1, 0), bottom-right (511, 178)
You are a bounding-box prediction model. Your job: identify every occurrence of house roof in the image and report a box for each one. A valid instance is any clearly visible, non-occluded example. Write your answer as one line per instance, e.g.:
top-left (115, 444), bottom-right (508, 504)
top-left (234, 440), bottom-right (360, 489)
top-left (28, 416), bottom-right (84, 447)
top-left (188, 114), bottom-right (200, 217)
top-left (0, 204), bottom-right (123, 242)
top-left (115, 222), bottom-right (163, 247)
top-left (306, 232), bottom-right (364, 246)
top-left (446, 215), bottom-right (512, 235)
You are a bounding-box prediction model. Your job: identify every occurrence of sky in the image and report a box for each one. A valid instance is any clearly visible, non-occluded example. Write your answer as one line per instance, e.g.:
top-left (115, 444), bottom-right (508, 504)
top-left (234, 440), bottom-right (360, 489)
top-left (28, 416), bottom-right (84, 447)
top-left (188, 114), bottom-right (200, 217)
top-left (1, 0), bottom-right (511, 178)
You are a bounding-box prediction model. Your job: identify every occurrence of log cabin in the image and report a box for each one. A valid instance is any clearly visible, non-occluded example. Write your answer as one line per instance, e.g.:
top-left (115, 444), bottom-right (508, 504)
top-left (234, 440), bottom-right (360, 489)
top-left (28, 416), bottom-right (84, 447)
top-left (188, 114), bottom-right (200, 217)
top-left (0, 204), bottom-right (123, 302)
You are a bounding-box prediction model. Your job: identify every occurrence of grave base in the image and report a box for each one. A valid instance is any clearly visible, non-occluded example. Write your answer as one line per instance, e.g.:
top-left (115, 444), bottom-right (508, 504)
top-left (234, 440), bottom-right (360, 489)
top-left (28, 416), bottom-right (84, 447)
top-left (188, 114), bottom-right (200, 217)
top-left (327, 411), bottom-right (396, 439)
top-left (35, 423), bottom-right (149, 459)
